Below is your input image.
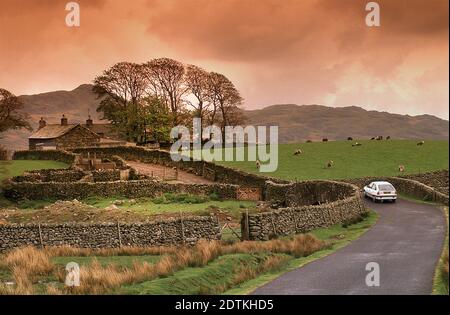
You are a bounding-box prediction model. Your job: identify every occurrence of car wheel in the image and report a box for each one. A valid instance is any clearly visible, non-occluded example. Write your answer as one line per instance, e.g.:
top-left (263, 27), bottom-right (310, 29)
top-left (392, 199), bottom-right (396, 203)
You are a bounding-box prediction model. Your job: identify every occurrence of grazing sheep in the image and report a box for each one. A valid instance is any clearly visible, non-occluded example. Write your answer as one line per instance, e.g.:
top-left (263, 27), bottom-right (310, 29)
top-left (326, 160), bottom-right (334, 168)
top-left (370, 137), bottom-right (375, 140)
top-left (417, 141), bottom-right (425, 146)
top-left (352, 142), bottom-right (362, 147)
top-left (322, 138), bottom-right (329, 142)
top-left (376, 136), bottom-right (383, 140)
top-left (256, 159), bottom-right (261, 169)
top-left (386, 136), bottom-right (391, 140)
top-left (306, 140), bottom-right (313, 143)
top-left (347, 137), bottom-right (353, 141)
top-left (398, 165), bottom-right (405, 172)
top-left (293, 149), bottom-right (303, 156)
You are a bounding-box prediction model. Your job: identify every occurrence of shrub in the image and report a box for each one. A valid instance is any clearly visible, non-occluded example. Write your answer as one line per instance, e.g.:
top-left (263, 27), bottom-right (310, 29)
top-left (209, 192), bottom-right (222, 201)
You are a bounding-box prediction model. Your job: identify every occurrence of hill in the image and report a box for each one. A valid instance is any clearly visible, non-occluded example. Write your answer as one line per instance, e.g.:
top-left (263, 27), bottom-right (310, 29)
top-left (244, 104), bottom-right (449, 143)
top-left (0, 85), bottom-right (448, 150)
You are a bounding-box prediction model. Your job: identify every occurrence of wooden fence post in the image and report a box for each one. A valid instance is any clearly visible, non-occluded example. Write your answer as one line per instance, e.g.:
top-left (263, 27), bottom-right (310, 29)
top-left (38, 223), bottom-right (44, 249)
top-left (117, 221), bottom-right (122, 248)
top-left (270, 212), bottom-right (277, 237)
top-left (293, 209), bottom-right (299, 233)
top-left (180, 211), bottom-right (186, 244)
top-left (245, 210), bottom-right (250, 240)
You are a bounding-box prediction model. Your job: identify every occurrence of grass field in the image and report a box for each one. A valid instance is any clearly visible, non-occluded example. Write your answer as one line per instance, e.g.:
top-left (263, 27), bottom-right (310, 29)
top-left (83, 195), bottom-right (256, 218)
top-left (209, 140), bottom-right (448, 181)
top-left (0, 160), bottom-right (68, 182)
top-left (0, 193), bottom-right (257, 224)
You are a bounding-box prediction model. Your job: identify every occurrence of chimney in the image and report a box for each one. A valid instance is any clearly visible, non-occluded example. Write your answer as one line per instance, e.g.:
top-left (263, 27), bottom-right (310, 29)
top-left (61, 114), bottom-right (68, 126)
top-left (38, 117), bottom-right (46, 129)
top-left (86, 115), bottom-right (93, 127)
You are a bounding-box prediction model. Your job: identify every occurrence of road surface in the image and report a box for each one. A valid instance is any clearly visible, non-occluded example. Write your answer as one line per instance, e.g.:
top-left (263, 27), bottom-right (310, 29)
top-left (252, 198), bottom-right (446, 295)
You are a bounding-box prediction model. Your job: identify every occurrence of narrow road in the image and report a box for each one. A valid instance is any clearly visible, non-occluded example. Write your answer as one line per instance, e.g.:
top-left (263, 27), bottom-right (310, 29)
top-left (252, 198), bottom-right (446, 295)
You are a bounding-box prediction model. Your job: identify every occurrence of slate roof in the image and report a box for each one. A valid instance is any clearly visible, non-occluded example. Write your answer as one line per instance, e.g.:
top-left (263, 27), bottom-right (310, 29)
top-left (29, 124), bottom-right (101, 140)
top-left (28, 124), bottom-right (79, 139)
top-left (85, 123), bottom-right (114, 136)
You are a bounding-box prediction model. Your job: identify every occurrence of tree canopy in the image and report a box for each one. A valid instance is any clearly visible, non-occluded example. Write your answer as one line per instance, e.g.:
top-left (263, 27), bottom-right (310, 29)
top-left (93, 58), bottom-right (246, 144)
top-left (0, 88), bottom-right (31, 135)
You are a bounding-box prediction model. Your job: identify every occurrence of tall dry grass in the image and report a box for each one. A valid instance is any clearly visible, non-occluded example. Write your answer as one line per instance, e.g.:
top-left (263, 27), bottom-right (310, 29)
top-left (222, 234), bottom-right (328, 258)
top-left (0, 246), bottom-right (54, 295)
top-left (43, 245), bottom-right (178, 257)
top-left (1, 234), bottom-right (328, 295)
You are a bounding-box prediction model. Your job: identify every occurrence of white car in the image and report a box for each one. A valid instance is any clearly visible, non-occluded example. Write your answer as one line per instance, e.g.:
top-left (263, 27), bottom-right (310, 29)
top-left (363, 181), bottom-right (397, 203)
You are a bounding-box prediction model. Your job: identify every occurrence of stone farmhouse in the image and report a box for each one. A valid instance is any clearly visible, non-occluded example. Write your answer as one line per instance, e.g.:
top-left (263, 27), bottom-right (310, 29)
top-left (28, 115), bottom-right (126, 150)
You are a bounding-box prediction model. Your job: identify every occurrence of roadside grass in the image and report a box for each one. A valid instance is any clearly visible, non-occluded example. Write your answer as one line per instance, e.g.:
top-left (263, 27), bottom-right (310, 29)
top-left (117, 253), bottom-right (289, 295)
top-left (433, 206), bottom-right (449, 295)
top-left (206, 140), bottom-right (448, 181)
top-left (0, 160), bottom-right (68, 182)
top-left (0, 234), bottom-right (327, 295)
top-left (51, 256), bottom-right (161, 268)
top-left (398, 193), bottom-right (443, 206)
top-left (223, 210), bottom-right (378, 294)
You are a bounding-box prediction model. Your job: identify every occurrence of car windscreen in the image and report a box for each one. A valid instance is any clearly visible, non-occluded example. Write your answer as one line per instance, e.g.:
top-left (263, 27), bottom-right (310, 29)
top-left (378, 184), bottom-right (395, 191)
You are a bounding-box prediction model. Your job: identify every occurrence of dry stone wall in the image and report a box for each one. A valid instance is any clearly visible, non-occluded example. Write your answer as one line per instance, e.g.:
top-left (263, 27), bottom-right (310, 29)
top-left (399, 170), bottom-right (449, 195)
top-left (13, 169), bottom-right (86, 183)
top-left (244, 181), bottom-right (367, 240)
top-left (13, 150), bottom-right (78, 165)
top-left (341, 174), bottom-right (449, 205)
top-left (72, 146), bottom-right (289, 189)
top-left (3, 179), bottom-right (239, 201)
top-left (0, 216), bottom-right (220, 252)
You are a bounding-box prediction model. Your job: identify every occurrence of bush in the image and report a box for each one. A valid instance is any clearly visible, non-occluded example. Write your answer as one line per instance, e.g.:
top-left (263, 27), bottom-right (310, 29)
top-left (209, 192), bottom-right (222, 201)
top-left (342, 214), bottom-right (367, 228)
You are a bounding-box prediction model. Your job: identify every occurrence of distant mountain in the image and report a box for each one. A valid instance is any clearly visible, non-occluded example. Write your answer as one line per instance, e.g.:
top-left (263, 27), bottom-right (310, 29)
top-left (0, 85), bottom-right (448, 150)
top-left (244, 104), bottom-right (449, 143)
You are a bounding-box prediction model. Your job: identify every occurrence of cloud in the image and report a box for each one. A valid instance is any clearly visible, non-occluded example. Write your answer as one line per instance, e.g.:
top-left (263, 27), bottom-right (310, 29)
top-left (0, 0), bottom-right (448, 118)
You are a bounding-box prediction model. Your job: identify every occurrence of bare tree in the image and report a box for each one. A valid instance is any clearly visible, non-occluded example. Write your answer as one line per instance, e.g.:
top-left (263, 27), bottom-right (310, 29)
top-left (185, 65), bottom-right (211, 118)
top-left (93, 62), bottom-right (147, 107)
top-left (93, 62), bottom-right (148, 140)
top-left (143, 58), bottom-right (187, 125)
top-left (207, 72), bottom-right (244, 140)
top-left (0, 88), bottom-right (31, 134)
top-left (185, 65), bottom-right (213, 140)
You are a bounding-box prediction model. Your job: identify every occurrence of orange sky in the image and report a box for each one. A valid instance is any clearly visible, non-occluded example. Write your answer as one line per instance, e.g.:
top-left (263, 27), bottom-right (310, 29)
top-left (0, 0), bottom-right (448, 119)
